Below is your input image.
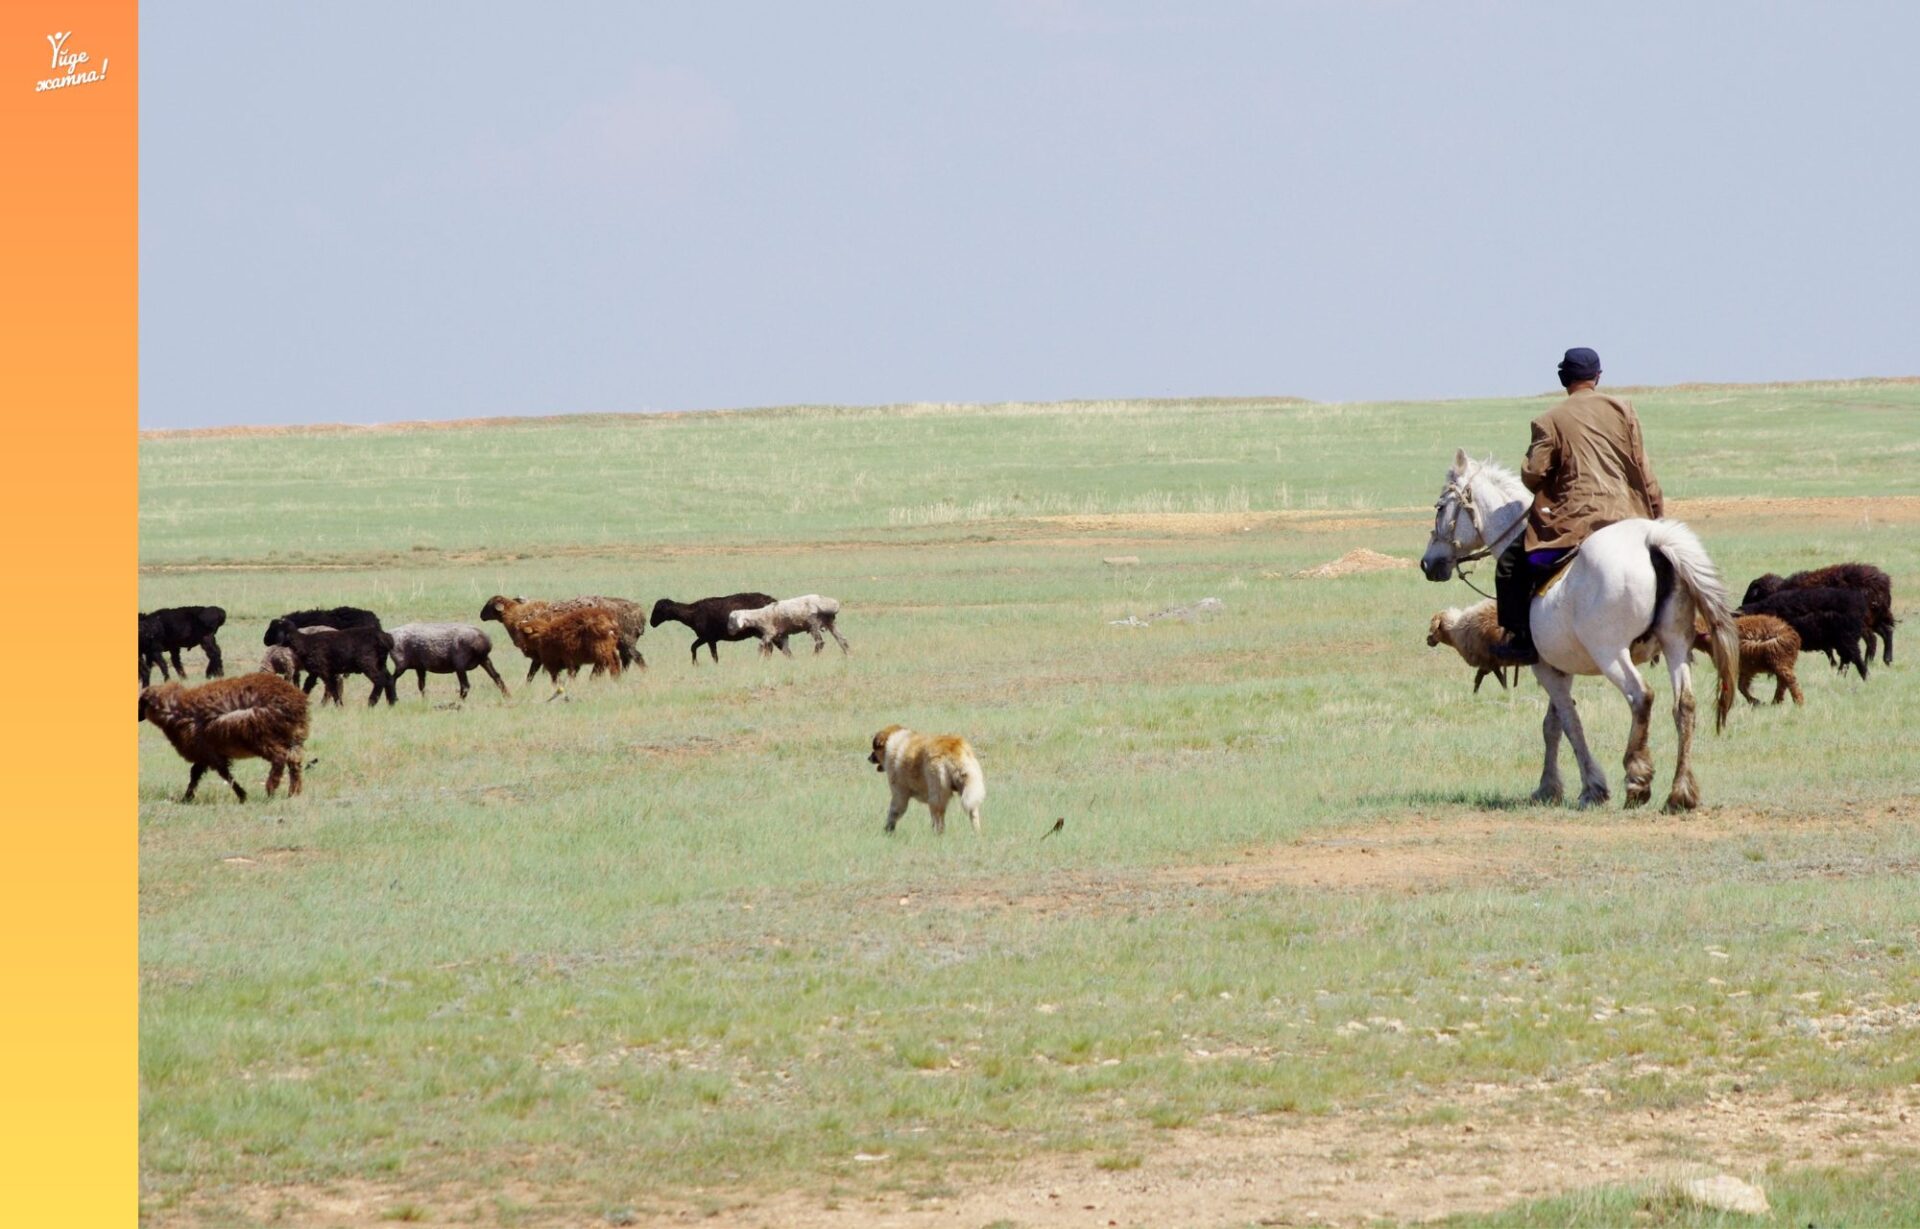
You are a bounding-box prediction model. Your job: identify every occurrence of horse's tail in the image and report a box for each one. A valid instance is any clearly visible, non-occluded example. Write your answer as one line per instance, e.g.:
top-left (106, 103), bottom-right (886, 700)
top-left (1647, 519), bottom-right (1737, 732)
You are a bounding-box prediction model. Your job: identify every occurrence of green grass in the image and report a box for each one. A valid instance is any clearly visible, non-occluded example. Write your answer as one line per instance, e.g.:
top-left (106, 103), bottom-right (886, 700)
top-left (139, 383), bottom-right (1920, 1224)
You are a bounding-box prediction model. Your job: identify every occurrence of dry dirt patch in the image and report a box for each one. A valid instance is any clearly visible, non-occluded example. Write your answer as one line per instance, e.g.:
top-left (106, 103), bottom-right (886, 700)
top-left (160, 1090), bottom-right (1919, 1228)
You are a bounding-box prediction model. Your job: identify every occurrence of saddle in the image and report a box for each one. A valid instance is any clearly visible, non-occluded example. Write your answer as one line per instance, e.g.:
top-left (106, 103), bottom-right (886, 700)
top-left (1528, 544), bottom-right (1581, 598)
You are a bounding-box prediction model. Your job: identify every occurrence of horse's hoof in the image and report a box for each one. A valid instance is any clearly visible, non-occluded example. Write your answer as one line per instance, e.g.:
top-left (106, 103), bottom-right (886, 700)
top-left (1576, 786), bottom-right (1610, 809)
top-left (1624, 786), bottom-right (1651, 809)
top-left (1530, 786), bottom-right (1563, 806)
top-left (1663, 785), bottom-right (1700, 814)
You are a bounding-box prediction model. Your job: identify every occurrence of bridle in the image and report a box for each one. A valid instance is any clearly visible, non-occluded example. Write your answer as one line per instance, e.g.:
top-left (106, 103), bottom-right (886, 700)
top-left (1432, 469), bottom-right (1514, 601)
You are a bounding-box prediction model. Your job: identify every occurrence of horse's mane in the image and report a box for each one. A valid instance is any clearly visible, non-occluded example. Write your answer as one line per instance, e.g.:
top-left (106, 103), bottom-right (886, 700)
top-left (1452, 454), bottom-right (1529, 507)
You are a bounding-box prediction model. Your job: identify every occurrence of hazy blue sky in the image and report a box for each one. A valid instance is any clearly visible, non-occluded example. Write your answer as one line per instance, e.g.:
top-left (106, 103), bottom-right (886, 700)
top-left (142, 3), bottom-right (1918, 428)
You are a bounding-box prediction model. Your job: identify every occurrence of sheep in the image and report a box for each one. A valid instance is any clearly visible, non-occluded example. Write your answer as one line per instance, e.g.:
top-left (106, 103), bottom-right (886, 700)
top-left (138, 605), bottom-right (227, 683)
top-left (1743, 564), bottom-right (1896, 665)
top-left (480, 595), bottom-right (647, 679)
top-left (1738, 586), bottom-right (1872, 681)
top-left (648, 593), bottom-right (785, 665)
top-left (267, 624), bottom-right (399, 706)
top-left (514, 607), bottom-right (624, 692)
top-left (266, 607), bottom-right (383, 691)
top-left (1426, 601), bottom-right (1519, 693)
top-left (726, 594), bottom-right (850, 658)
top-left (259, 645), bottom-right (301, 682)
top-left (388, 622), bottom-right (510, 700)
top-left (1695, 613), bottom-right (1803, 706)
top-left (139, 674), bottom-right (310, 802)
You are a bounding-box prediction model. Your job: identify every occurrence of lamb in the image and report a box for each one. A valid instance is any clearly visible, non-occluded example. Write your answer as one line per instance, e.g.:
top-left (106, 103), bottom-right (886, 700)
top-left (139, 674), bottom-right (310, 802)
top-left (266, 623), bottom-right (399, 706)
top-left (1426, 601), bottom-right (1519, 693)
top-left (387, 623), bottom-right (510, 700)
top-left (648, 593), bottom-right (784, 665)
top-left (514, 607), bottom-right (624, 691)
top-left (1743, 564), bottom-right (1896, 665)
top-left (259, 645), bottom-right (301, 682)
top-left (1738, 586), bottom-right (1872, 681)
top-left (138, 605), bottom-right (227, 684)
top-left (480, 595), bottom-right (647, 679)
top-left (1695, 613), bottom-right (1803, 706)
top-left (727, 594), bottom-right (850, 658)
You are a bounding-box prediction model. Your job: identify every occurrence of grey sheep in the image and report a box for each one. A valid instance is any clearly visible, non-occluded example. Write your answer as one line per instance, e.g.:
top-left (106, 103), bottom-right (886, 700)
top-left (388, 622), bottom-right (510, 700)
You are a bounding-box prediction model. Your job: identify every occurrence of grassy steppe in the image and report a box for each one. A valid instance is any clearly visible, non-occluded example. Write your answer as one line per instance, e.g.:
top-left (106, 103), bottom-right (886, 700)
top-left (140, 382), bottom-right (1920, 1227)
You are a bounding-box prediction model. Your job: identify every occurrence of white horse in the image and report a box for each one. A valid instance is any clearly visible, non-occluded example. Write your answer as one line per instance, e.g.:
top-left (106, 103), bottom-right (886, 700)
top-left (1420, 450), bottom-right (1739, 812)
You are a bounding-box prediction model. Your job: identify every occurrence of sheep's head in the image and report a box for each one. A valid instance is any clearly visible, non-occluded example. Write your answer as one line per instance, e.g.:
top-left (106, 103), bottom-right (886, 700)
top-left (1426, 611), bottom-right (1452, 648)
top-left (138, 682), bottom-right (180, 722)
top-left (648, 599), bottom-right (675, 628)
top-left (1740, 574), bottom-right (1786, 608)
top-left (479, 595), bottom-right (514, 623)
top-left (726, 609), bottom-right (750, 633)
top-left (262, 617), bottom-right (294, 647)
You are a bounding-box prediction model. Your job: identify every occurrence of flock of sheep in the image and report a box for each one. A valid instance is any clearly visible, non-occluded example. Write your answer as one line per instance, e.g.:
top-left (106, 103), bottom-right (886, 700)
top-left (136, 591), bottom-right (848, 801)
top-left (139, 556), bottom-right (1897, 806)
top-left (1429, 560), bottom-right (1898, 706)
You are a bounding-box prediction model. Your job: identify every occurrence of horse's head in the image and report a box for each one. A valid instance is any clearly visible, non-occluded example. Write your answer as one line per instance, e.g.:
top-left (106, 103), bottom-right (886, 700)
top-left (1421, 449), bottom-right (1489, 582)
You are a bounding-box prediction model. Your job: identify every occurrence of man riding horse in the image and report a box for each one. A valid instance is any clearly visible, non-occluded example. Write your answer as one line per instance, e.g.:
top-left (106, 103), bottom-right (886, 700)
top-left (1492, 347), bottom-right (1665, 665)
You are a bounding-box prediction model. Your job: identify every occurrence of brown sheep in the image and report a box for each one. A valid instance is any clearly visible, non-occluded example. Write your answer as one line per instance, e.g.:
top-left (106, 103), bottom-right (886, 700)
top-left (1696, 613), bottom-right (1803, 706)
top-left (139, 674), bottom-right (311, 802)
top-left (1426, 600), bottom-right (1518, 693)
top-left (481, 594), bottom-right (647, 679)
top-left (259, 645), bottom-right (301, 682)
top-left (516, 607), bottom-right (624, 692)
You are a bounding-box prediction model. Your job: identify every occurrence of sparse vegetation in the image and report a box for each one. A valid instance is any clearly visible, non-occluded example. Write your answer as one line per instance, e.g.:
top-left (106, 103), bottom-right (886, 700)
top-left (140, 384), bottom-right (1920, 1225)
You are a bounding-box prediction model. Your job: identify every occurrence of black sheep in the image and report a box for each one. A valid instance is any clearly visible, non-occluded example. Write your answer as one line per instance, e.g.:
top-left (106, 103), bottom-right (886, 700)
top-left (1743, 564), bottom-right (1896, 666)
top-left (1739, 586), bottom-right (1873, 681)
top-left (271, 625), bottom-right (399, 707)
top-left (648, 593), bottom-right (786, 665)
top-left (138, 605), bottom-right (227, 684)
top-left (266, 607), bottom-right (383, 692)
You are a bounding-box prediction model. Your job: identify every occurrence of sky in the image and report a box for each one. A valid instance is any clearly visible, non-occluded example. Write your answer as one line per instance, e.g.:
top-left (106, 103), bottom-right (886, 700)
top-left (141, 2), bottom-right (1920, 428)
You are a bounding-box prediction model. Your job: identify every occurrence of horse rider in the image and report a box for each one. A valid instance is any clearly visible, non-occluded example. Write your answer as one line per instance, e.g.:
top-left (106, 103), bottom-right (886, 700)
top-left (1492, 347), bottom-right (1665, 665)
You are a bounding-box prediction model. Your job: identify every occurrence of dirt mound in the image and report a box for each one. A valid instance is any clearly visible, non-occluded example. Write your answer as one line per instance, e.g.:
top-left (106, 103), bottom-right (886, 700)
top-left (1293, 548), bottom-right (1415, 579)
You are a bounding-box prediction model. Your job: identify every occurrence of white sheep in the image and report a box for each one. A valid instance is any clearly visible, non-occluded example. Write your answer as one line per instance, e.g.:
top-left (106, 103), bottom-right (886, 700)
top-left (1426, 600), bottom-right (1519, 693)
top-left (727, 595), bottom-right (849, 657)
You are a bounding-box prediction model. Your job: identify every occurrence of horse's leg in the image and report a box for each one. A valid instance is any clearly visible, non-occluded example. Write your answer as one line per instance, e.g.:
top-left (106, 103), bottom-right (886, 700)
top-left (1532, 697), bottom-right (1564, 805)
top-left (1663, 645), bottom-right (1700, 813)
top-left (1596, 651), bottom-right (1655, 809)
top-left (1537, 666), bottom-right (1608, 806)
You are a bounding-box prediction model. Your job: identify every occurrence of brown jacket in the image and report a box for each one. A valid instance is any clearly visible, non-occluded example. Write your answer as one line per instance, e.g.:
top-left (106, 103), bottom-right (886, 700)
top-left (1521, 388), bottom-right (1664, 551)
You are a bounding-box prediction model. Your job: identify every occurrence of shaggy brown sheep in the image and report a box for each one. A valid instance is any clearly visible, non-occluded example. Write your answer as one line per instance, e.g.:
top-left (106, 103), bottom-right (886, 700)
top-left (481, 595), bottom-right (647, 677)
top-left (1426, 601), bottom-right (1518, 693)
top-left (1696, 613), bottom-right (1803, 706)
top-left (139, 674), bottom-right (311, 802)
top-left (514, 607), bottom-right (624, 690)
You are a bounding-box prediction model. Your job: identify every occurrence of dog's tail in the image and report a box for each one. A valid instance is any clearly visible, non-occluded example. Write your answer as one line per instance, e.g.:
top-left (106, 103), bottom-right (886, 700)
top-left (952, 754), bottom-right (986, 810)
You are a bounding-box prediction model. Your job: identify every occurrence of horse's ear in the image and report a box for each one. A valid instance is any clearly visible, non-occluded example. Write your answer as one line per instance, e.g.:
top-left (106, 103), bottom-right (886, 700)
top-left (1453, 448), bottom-right (1471, 473)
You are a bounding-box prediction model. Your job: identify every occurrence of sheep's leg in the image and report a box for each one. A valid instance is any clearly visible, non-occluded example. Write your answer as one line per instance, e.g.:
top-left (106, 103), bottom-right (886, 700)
top-left (525, 658), bottom-right (541, 684)
top-left (883, 790), bottom-right (910, 834)
top-left (183, 763), bottom-right (207, 802)
top-left (808, 622), bottom-right (827, 654)
top-left (1882, 620), bottom-right (1894, 666)
top-left (213, 760), bottom-right (247, 803)
top-left (287, 755), bottom-right (304, 797)
top-left (478, 658), bottom-right (509, 697)
top-left (168, 646), bottom-right (188, 676)
top-left (453, 668), bottom-right (470, 699)
top-left (824, 616), bottom-right (850, 655)
top-left (1596, 651), bottom-right (1654, 809)
top-left (1472, 667), bottom-right (1487, 694)
top-left (690, 639), bottom-right (707, 666)
top-left (322, 672), bottom-right (344, 706)
top-left (1739, 666), bottom-right (1761, 706)
top-left (265, 759), bottom-right (285, 796)
top-left (200, 634), bottom-right (224, 678)
top-left (1663, 650), bottom-right (1700, 813)
top-left (1783, 662), bottom-right (1803, 706)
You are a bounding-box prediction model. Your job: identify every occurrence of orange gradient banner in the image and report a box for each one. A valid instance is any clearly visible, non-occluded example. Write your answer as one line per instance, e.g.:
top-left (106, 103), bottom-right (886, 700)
top-left (0, 0), bottom-right (136, 1224)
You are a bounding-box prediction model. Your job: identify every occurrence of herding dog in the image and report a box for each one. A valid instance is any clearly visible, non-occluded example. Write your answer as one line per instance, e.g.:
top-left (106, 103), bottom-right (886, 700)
top-left (869, 725), bottom-right (985, 836)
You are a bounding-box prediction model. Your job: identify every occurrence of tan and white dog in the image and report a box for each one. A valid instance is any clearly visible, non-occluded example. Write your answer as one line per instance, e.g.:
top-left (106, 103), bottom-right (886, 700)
top-left (869, 724), bottom-right (985, 836)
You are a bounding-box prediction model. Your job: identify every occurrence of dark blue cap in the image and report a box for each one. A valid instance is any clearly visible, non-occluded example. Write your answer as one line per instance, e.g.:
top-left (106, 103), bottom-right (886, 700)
top-left (1558, 347), bottom-right (1602, 386)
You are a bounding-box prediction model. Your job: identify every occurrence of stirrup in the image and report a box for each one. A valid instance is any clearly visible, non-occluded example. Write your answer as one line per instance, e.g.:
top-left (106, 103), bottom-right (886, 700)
top-left (1490, 635), bottom-right (1539, 666)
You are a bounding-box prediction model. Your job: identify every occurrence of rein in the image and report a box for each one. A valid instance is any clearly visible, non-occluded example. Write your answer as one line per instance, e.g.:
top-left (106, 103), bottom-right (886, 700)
top-left (1435, 468), bottom-right (1525, 601)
